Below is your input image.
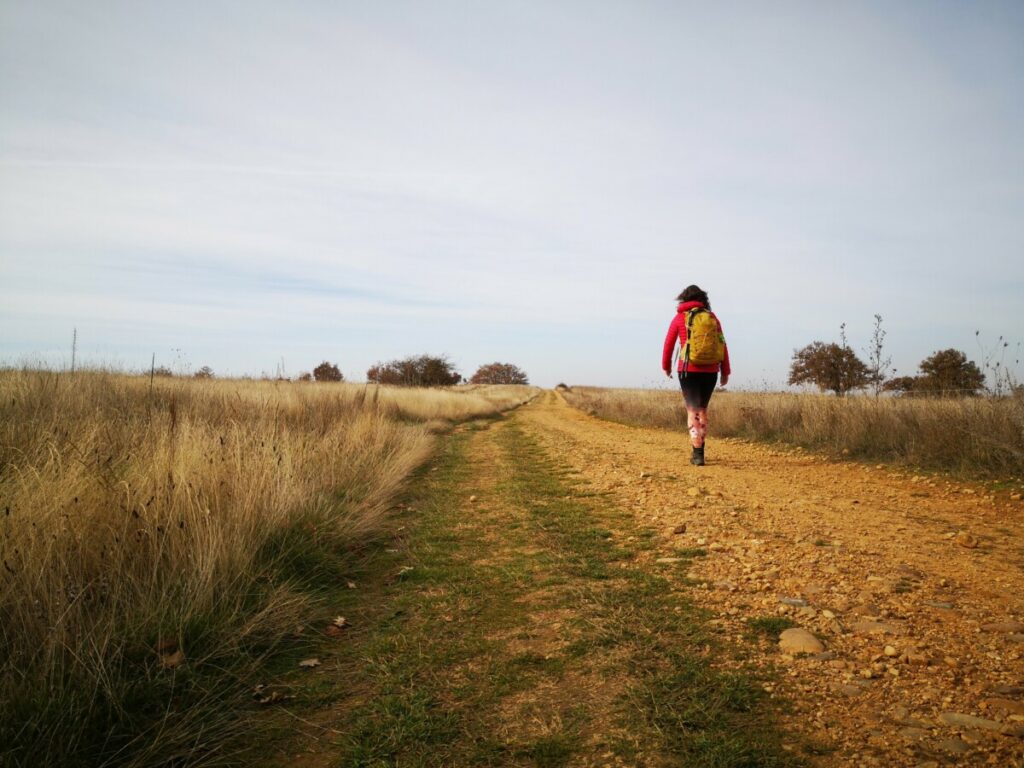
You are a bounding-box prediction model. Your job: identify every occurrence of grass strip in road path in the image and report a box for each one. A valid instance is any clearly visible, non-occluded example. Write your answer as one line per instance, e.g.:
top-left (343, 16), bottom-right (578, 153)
top-left (272, 419), bottom-right (803, 767)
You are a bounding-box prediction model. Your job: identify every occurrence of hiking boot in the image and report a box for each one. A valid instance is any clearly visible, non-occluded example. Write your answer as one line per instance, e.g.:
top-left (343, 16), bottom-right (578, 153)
top-left (690, 446), bottom-right (705, 466)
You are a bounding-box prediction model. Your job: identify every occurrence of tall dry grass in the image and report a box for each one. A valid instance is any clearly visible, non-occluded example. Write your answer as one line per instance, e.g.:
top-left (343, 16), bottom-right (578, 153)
top-left (562, 386), bottom-right (1024, 478)
top-left (0, 370), bottom-right (535, 767)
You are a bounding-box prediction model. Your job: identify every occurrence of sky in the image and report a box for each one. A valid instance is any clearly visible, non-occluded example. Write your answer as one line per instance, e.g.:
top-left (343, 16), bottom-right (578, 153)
top-left (1, 1), bottom-right (1022, 389)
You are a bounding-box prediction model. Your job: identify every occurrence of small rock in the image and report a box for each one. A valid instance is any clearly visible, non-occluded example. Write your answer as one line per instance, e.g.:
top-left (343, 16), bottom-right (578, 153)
top-left (656, 557), bottom-right (684, 564)
top-left (981, 620), bottom-right (1024, 633)
top-left (822, 609), bottom-right (836, 619)
top-left (779, 597), bottom-right (808, 607)
top-left (939, 712), bottom-right (1002, 732)
top-left (840, 684), bottom-right (865, 697)
top-left (884, 645), bottom-right (899, 657)
top-left (993, 685), bottom-right (1024, 696)
top-left (469, 495), bottom-right (478, 502)
top-left (936, 738), bottom-right (970, 754)
top-left (923, 601), bottom-right (954, 610)
top-left (851, 620), bottom-right (898, 636)
top-left (954, 532), bottom-right (978, 549)
top-left (985, 697), bottom-right (1024, 715)
top-left (898, 727), bottom-right (929, 741)
top-left (298, 658), bottom-right (321, 668)
top-left (1010, 493), bottom-right (1022, 501)
top-left (904, 650), bottom-right (930, 665)
top-left (778, 628), bottom-right (825, 654)
top-left (672, 523), bottom-right (687, 534)
top-left (686, 487), bottom-right (700, 497)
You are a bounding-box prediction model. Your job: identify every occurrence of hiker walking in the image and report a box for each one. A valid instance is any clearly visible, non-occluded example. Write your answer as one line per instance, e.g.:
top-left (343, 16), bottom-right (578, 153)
top-left (661, 285), bottom-right (731, 466)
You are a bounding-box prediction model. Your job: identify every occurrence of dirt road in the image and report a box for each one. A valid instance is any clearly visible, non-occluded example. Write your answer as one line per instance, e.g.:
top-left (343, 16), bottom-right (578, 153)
top-left (519, 391), bottom-right (1024, 766)
top-left (274, 391), bottom-right (1024, 767)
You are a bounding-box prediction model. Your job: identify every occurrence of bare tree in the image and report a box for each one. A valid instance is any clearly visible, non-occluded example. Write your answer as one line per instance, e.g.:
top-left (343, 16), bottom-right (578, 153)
top-left (863, 314), bottom-right (893, 397)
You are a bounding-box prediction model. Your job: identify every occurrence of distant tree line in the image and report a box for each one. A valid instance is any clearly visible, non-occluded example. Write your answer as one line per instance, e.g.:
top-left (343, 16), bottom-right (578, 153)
top-left (789, 316), bottom-right (992, 397)
top-left (177, 356), bottom-right (532, 388)
top-left (367, 355), bottom-right (461, 386)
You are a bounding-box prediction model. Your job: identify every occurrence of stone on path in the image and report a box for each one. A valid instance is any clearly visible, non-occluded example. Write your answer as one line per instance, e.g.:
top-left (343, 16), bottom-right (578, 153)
top-left (851, 620), bottom-right (898, 636)
top-left (981, 620), bottom-right (1024, 633)
top-left (984, 698), bottom-right (1024, 715)
top-left (954, 532), bottom-right (979, 549)
top-left (937, 738), bottom-right (970, 754)
top-left (779, 597), bottom-right (808, 607)
top-left (778, 627), bottom-right (825, 654)
top-left (898, 727), bottom-right (929, 741)
top-left (939, 712), bottom-right (1002, 732)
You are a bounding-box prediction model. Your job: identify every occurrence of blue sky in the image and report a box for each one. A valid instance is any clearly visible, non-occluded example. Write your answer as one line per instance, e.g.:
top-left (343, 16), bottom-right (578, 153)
top-left (1, 1), bottom-right (1022, 388)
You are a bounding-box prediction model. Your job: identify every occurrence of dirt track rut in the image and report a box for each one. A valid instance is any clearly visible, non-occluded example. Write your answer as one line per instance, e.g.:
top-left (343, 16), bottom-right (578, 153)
top-left (521, 391), bottom-right (1024, 766)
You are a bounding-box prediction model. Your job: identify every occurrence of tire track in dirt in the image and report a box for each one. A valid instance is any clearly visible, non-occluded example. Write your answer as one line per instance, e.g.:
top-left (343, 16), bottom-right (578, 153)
top-left (517, 391), bottom-right (1024, 767)
top-left (269, 409), bottom-right (798, 766)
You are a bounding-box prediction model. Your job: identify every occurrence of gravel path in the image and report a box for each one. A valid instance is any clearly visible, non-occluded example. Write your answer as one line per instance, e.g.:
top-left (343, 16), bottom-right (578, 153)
top-left (518, 390), bottom-right (1024, 767)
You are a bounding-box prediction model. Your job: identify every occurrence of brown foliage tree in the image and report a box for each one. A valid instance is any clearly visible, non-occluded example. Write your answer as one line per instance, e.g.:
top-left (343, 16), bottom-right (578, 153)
top-left (366, 355), bottom-right (461, 387)
top-left (883, 375), bottom-right (919, 395)
top-left (469, 362), bottom-right (529, 385)
top-left (916, 349), bottom-right (985, 395)
top-left (313, 361), bottom-right (344, 382)
top-left (788, 341), bottom-right (870, 396)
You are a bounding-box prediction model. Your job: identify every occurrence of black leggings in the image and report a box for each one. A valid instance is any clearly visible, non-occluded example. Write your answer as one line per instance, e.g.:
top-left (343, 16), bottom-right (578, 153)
top-left (678, 371), bottom-right (717, 409)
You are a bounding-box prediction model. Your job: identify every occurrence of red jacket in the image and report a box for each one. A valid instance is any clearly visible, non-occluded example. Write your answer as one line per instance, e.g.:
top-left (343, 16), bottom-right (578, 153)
top-left (662, 300), bottom-right (731, 376)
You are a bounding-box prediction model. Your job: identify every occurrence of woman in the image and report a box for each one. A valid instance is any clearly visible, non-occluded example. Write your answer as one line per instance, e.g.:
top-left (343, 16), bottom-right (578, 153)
top-left (661, 285), bottom-right (731, 466)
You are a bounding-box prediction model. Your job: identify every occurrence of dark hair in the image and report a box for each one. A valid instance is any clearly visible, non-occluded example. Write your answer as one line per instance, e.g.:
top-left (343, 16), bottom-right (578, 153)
top-left (676, 284), bottom-right (710, 309)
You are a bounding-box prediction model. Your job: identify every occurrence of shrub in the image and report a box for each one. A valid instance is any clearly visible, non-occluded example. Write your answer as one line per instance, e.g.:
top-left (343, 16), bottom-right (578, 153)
top-left (313, 361), bottom-right (344, 382)
top-left (884, 350), bottom-right (986, 397)
top-left (469, 362), bottom-right (529, 385)
top-left (367, 355), bottom-right (461, 387)
top-left (193, 365), bottom-right (214, 379)
top-left (297, 372), bottom-right (312, 382)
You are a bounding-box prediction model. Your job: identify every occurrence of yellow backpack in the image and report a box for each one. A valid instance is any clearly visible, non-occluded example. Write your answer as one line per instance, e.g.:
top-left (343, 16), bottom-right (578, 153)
top-left (682, 309), bottom-right (725, 368)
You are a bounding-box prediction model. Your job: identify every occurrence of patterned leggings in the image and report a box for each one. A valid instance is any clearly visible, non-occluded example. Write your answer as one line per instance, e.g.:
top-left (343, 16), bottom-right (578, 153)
top-left (687, 408), bottom-right (708, 448)
top-left (678, 371), bottom-right (716, 448)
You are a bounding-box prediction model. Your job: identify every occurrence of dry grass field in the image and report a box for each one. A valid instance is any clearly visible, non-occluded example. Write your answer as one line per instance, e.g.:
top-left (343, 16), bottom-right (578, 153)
top-left (6, 373), bottom-right (1024, 767)
top-left (561, 386), bottom-right (1024, 478)
top-left (0, 370), bottom-right (534, 767)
